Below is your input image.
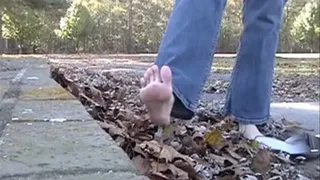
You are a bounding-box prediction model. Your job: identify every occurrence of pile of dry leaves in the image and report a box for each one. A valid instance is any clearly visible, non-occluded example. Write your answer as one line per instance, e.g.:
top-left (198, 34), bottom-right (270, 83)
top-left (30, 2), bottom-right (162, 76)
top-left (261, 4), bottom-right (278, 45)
top-left (50, 64), bottom-right (306, 180)
top-left (203, 75), bottom-right (319, 103)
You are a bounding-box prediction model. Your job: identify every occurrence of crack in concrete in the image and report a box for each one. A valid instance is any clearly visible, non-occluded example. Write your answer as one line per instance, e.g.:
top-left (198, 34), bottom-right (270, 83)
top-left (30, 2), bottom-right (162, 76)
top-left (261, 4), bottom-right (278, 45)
top-left (0, 168), bottom-right (137, 180)
top-left (0, 68), bottom-right (26, 137)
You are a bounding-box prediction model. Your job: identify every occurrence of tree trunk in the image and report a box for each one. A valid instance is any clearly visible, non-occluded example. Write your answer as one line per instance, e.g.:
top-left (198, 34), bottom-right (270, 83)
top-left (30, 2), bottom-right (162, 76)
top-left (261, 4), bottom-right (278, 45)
top-left (127, 0), bottom-right (133, 53)
top-left (0, 11), bottom-right (4, 54)
top-left (18, 41), bottom-right (23, 54)
top-left (33, 45), bottom-right (36, 54)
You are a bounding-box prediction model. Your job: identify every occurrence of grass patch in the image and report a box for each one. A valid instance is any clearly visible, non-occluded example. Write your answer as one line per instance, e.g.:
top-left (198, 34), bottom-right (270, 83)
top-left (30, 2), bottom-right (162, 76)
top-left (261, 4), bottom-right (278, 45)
top-left (20, 87), bottom-right (75, 100)
top-left (0, 54), bottom-right (45, 60)
top-left (212, 58), bottom-right (319, 75)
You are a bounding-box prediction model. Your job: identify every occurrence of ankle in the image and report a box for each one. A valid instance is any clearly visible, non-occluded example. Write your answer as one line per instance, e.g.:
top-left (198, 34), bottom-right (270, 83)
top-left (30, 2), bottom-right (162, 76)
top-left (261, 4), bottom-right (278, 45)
top-left (170, 93), bottom-right (195, 120)
top-left (239, 123), bottom-right (264, 140)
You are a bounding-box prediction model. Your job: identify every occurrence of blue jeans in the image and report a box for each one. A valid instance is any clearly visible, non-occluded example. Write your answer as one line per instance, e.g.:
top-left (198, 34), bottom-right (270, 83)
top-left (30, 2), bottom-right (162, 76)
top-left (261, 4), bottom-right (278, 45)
top-left (155, 0), bottom-right (288, 125)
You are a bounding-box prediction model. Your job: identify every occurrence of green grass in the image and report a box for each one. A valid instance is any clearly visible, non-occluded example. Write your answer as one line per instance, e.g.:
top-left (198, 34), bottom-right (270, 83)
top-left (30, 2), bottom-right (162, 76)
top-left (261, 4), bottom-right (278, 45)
top-left (0, 54), bottom-right (45, 60)
top-left (212, 58), bottom-right (319, 76)
top-left (20, 87), bottom-right (75, 101)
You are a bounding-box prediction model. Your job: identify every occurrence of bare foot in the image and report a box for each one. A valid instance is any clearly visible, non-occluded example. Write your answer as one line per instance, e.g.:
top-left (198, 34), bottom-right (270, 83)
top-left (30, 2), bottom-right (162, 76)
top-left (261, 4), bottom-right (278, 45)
top-left (139, 65), bottom-right (174, 125)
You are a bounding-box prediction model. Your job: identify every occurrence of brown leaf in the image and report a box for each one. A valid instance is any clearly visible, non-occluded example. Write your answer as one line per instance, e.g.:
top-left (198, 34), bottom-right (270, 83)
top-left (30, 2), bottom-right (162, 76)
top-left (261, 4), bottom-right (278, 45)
top-left (132, 132), bottom-right (153, 141)
top-left (149, 172), bottom-right (168, 180)
top-left (233, 166), bottom-right (253, 177)
top-left (139, 140), bottom-right (162, 156)
top-left (250, 149), bottom-right (272, 175)
top-left (116, 109), bottom-right (136, 121)
top-left (219, 162), bottom-right (253, 179)
top-left (132, 145), bottom-right (149, 158)
top-left (97, 121), bottom-right (124, 137)
top-left (192, 132), bottom-right (204, 142)
top-left (181, 135), bottom-right (206, 155)
top-left (132, 155), bottom-right (150, 174)
top-left (274, 154), bottom-right (296, 165)
top-left (52, 64), bottom-right (310, 180)
top-left (173, 159), bottom-right (197, 178)
top-left (235, 140), bottom-right (258, 157)
top-left (114, 136), bottom-right (125, 146)
top-left (220, 175), bottom-right (235, 180)
top-left (139, 140), bottom-right (194, 166)
top-left (174, 125), bottom-right (187, 136)
top-left (79, 93), bottom-right (100, 107)
top-left (116, 87), bottom-right (127, 100)
top-left (67, 83), bottom-right (80, 97)
top-left (208, 153), bottom-right (236, 167)
top-left (85, 86), bottom-right (105, 105)
top-left (221, 153), bottom-right (239, 165)
top-left (225, 148), bottom-right (243, 161)
top-left (151, 161), bottom-right (189, 180)
top-left (159, 145), bottom-right (194, 166)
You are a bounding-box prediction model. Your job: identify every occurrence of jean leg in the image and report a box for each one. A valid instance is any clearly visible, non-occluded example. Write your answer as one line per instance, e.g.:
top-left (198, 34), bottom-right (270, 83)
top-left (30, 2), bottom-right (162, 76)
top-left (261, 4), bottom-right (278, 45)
top-left (223, 0), bottom-right (288, 124)
top-left (155, 0), bottom-right (227, 119)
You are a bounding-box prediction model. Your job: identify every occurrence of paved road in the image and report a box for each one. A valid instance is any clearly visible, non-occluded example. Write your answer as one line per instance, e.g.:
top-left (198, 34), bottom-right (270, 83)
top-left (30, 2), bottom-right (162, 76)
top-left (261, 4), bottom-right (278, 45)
top-left (0, 58), bottom-right (148, 180)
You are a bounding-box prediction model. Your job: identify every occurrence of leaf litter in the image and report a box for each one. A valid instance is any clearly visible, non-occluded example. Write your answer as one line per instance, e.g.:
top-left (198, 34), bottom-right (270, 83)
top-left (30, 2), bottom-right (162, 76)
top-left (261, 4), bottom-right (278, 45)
top-left (50, 64), bottom-right (314, 180)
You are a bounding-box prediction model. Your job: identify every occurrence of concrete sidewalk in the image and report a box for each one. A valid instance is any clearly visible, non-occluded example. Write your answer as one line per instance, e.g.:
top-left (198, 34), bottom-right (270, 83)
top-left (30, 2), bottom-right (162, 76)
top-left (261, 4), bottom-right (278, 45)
top-left (270, 102), bottom-right (320, 135)
top-left (0, 59), bottom-right (148, 180)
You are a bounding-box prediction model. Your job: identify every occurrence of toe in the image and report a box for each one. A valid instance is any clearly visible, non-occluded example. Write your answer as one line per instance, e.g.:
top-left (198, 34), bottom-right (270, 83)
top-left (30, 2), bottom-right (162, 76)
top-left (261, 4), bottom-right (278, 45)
top-left (140, 77), bottom-right (146, 88)
top-left (143, 71), bottom-right (150, 84)
top-left (160, 65), bottom-right (172, 85)
top-left (151, 65), bottom-right (160, 82)
top-left (144, 68), bottom-right (153, 84)
top-left (146, 67), bottom-right (154, 82)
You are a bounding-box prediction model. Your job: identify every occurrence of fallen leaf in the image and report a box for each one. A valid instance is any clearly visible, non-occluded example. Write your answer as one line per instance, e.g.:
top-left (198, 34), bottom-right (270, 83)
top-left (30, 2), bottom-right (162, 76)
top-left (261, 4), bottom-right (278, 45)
top-left (249, 140), bottom-right (260, 150)
top-left (208, 153), bottom-right (225, 166)
top-left (221, 153), bottom-right (238, 166)
top-left (50, 64), bottom-right (310, 180)
top-left (160, 145), bottom-right (195, 166)
top-left (225, 148), bottom-right (243, 161)
top-left (204, 129), bottom-right (223, 146)
top-left (132, 132), bottom-right (153, 141)
top-left (274, 154), bottom-right (296, 165)
top-left (132, 145), bottom-right (148, 158)
top-left (132, 155), bottom-right (150, 174)
top-left (139, 140), bottom-right (195, 167)
top-left (163, 124), bottom-right (174, 136)
top-left (149, 172), bottom-right (168, 180)
top-left (250, 149), bottom-right (272, 175)
top-left (151, 161), bottom-right (189, 180)
top-left (173, 159), bottom-right (197, 178)
top-left (97, 121), bottom-right (124, 137)
top-left (174, 125), bottom-right (187, 136)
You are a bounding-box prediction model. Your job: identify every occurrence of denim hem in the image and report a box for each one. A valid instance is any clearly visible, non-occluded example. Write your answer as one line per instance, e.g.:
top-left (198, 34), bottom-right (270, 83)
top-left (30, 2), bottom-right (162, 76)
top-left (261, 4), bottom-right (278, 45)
top-left (172, 84), bottom-right (197, 112)
top-left (228, 113), bottom-right (271, 125)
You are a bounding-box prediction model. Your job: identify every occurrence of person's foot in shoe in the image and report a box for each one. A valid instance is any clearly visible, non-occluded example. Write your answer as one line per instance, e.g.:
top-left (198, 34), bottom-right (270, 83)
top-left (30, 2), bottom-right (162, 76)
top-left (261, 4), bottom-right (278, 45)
top-left (139, 65), bottom-right (174, 126)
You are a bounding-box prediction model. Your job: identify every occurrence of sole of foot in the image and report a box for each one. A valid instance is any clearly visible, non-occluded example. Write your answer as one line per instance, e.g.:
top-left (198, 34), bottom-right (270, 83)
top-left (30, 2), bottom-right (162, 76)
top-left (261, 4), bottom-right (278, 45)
top-left (139, 65), bottom-right (174, 126)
